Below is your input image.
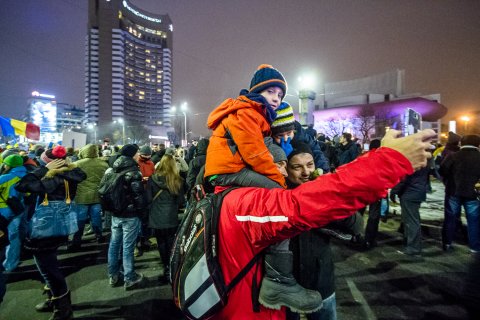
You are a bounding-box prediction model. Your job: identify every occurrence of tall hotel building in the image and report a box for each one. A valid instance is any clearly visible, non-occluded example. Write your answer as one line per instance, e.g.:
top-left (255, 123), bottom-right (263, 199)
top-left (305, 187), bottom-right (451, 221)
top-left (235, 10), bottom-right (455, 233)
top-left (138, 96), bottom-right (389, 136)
top-left (85, 0), bottom-right (173, 131)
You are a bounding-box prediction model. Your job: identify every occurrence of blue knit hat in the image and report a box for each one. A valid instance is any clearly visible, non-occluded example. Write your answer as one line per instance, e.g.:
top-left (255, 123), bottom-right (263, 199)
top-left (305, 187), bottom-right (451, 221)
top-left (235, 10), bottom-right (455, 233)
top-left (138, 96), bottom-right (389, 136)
top-left (249, 64), bottom-right (287, 97)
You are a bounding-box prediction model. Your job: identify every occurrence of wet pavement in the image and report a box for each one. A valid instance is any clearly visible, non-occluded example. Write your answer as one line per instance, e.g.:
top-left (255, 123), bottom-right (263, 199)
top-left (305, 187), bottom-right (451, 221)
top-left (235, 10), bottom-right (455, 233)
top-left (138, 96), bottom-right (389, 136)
top-left (2, 179), bottom-right (477, 319)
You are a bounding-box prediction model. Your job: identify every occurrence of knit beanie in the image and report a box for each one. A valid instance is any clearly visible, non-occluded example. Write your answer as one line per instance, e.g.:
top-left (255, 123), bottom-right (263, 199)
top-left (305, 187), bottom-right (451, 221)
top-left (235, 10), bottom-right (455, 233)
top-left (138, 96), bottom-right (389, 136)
top-left (41, 146), bottom-right (67, 164)
top-left (447, 131), bottom-right (461, 144)
top-left (264, 137), bottom-right (287, 163)
top-left (249, 64), bottom-right (287, 97)
top-left (3, 154), bottom-right (24, 168)
top-left (287, 141), bottom-right (313, 161)
top-left (139, 145), bottom-right (152, 156)
top-left (271, 102), bottom-right (296, 135)
top-left (120, 144), bottom-right (139, 157)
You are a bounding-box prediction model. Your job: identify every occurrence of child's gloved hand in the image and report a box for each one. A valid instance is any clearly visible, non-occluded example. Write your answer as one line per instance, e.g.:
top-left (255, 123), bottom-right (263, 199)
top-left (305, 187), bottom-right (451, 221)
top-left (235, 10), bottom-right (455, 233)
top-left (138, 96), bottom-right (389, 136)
top-left (310, 168), bottom-right (323, 179)
top-left (280, 137), bottom-right (293, 157)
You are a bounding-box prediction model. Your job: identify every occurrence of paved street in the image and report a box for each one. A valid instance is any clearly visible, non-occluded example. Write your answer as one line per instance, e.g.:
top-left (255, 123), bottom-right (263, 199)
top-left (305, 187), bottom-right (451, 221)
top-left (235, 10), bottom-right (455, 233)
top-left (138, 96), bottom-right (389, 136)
top-left (1, 179), bottom-right (477, 319)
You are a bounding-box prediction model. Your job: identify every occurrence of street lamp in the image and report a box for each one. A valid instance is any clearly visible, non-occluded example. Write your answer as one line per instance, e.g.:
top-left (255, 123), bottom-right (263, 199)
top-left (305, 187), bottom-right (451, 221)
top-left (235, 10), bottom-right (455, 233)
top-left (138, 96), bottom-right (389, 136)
top-left (298, 74), bottom-right (317, 125)
top-left (171, 102), bottom-right (188, 146)
top-left (87, 123), bottom-right (97, 144)
top-left (114, 118), bottom-right (126, 145)
top-left (460, 115), bottom-right (470, 133)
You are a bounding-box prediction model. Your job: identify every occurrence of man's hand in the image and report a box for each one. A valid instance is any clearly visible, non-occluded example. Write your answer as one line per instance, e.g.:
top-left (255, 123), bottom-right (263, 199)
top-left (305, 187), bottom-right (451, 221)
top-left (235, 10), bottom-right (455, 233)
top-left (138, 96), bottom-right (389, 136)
top-left (381, 129), bottom-right (436, 171)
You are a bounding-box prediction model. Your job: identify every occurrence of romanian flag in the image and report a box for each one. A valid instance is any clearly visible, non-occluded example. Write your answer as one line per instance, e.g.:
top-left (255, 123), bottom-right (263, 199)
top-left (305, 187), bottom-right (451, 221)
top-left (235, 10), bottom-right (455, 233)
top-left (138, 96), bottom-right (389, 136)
top-left (0, 116), bottom-right (40, 141)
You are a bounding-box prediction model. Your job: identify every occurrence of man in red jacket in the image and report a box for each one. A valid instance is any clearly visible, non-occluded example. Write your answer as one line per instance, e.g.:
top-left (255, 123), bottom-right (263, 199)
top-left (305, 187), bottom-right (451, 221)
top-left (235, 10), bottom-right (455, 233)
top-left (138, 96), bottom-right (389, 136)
top-left (212, 129), bottom-right (436, 319)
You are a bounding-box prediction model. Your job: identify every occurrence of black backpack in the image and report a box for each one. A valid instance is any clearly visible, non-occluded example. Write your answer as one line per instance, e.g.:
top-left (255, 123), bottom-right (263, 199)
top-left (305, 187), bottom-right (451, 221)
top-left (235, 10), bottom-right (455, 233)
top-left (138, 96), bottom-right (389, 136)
top-left (98, 169), bottom-right (133, 213)
top-left (170, 188), bottom-right (262, 320)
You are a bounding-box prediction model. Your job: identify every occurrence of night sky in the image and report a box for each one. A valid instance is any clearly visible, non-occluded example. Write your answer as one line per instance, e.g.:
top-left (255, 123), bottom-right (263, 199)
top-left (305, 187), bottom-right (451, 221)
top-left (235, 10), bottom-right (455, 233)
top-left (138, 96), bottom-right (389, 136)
top-left (1, 0), bottom-right (479, 136)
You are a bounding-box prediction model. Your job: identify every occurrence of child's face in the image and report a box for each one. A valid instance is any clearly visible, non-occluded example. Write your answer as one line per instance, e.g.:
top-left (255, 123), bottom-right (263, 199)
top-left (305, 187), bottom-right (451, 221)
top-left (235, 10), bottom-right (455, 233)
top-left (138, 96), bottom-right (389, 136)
top-left (260, 86), bottom-right (284, 110)
top-left (273, 130), bottom-right (295, 144)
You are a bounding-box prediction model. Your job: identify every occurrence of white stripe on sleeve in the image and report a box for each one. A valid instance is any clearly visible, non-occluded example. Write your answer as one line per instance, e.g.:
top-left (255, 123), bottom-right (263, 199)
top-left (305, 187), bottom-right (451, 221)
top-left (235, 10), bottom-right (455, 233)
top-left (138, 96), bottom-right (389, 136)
top-left (235, 215), bottom-right (289, 223)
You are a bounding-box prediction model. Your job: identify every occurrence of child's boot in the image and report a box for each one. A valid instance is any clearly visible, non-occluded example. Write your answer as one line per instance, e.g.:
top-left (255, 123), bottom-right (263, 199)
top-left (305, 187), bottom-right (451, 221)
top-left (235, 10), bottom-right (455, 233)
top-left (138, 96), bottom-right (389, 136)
top-left (259, 250), bottom-right (323, 313)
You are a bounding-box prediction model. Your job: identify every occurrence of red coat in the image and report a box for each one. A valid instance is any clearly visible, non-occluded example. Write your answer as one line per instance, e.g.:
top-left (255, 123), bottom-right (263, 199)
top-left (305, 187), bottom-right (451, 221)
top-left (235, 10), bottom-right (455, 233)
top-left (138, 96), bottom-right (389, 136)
top-left (205, 95), bottom-right (286, 188)
top-left (213, 147), bottom-right (413, 319)
top-left (137, 157), bottom-right (155, 178)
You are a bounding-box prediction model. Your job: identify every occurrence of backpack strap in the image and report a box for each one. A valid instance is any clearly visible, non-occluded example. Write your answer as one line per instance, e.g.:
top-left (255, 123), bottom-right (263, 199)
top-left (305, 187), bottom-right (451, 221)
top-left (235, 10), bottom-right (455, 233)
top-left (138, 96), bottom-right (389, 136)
top-left (214, 187), bottom-right (264, 312)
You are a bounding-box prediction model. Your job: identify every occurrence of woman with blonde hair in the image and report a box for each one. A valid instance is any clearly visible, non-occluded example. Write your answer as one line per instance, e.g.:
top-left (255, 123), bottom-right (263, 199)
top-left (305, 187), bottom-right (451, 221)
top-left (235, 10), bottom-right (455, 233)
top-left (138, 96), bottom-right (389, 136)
top-left (146, 154), bottom-right (185, 284)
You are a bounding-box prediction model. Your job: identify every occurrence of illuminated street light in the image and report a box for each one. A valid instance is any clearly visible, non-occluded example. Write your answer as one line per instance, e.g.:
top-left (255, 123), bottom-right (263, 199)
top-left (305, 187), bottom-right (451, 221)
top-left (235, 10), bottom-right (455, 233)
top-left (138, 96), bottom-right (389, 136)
top-left (114, 118), bottom-right (126, 145)
top-left (87, 123), bottom-right (97, 144)
top-left (460, 115), bottom-right (470, 133)
top-left (171, 103), bottom-right (188, 146)
top-left (298, 74), bottom-right (317, 125)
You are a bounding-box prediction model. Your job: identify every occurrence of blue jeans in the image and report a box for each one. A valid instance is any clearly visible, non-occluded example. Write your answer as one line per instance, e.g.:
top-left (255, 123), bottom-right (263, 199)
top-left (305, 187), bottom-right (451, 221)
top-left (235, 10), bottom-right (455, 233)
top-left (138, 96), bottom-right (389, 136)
top-left (3, 213), bottom-right (24, 272)
top-left (33, 249), bottom-right (68, 297)
top-left (108, 216), bottom-right (140, 282)
top-left (445, 196), bottom-right (480, 251)
top-left (72, 204), bottom-right (103, 244)
top-left (288, 293), bottom-right (337, 320)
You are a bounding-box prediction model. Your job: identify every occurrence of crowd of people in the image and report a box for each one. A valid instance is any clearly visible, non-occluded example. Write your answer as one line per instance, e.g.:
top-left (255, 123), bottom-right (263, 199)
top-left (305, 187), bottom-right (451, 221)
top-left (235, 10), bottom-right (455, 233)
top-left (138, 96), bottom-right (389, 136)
top-left (0, 64), bottom-right (478, 320)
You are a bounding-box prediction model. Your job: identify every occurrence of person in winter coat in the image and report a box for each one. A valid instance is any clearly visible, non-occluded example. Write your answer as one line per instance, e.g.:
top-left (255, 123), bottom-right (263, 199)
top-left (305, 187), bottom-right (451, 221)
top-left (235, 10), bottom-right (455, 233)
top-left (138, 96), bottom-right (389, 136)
top-left (285, 142), bottom-right (337, 320)
top-left (204, 64), bottom-right (288, 189)
top-left (106, 144), bottom-right (147, 291)
top-left (0, 154), bottom-right (27, 272)
top-left (363, 139), bottom-right (386, 249)
top-left (211, 129), bottom-right (436, 319)
top-left (15, 146), bottom-right (86, 320)
top-left (146, 154), bottom-right (185, 284)
top-left (0, 154), bottom-right (27, 304)
top-left (205, 65), bottom-right (322, 312)
top-left (135, 145), bottom-right (156, 256)
top-left (439, 134), bottom-right (480, 253)
top-left (335, 133), bottom-right (359, 167)
top-left (186, 138), bottom-right (209, 193)
top-left (137, 145), bottom-right (155, 179)
top-left (69, 144), bottom-right (109, 250)
top-left (390, 165), bottom-right (429, 257)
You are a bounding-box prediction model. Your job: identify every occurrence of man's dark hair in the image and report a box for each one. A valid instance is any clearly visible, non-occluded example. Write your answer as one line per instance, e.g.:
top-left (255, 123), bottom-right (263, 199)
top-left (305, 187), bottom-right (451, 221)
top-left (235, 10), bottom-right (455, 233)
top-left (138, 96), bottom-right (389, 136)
top-left (342, 133), bottom-right (352, 142)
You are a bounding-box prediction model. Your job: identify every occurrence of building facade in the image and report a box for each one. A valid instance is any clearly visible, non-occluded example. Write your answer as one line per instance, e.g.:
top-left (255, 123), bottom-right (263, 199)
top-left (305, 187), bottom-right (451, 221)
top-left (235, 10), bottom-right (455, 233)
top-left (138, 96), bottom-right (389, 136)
top-left (85, 0), bottom-right (173, 131)
top-left (56, 103), bottom-right (85, 131)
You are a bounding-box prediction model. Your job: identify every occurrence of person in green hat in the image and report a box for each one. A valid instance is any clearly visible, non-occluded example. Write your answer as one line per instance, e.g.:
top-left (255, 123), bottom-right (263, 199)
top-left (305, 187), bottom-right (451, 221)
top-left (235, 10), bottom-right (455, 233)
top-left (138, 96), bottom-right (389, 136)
top-left (0, 154), bottom-right (27, 304)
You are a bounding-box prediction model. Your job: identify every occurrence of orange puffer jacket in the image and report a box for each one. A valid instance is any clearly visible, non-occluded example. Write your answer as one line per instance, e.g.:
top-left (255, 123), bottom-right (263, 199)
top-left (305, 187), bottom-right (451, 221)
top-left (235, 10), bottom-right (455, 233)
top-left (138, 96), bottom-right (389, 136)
top-left (205, 95), bottom-right (286, 188)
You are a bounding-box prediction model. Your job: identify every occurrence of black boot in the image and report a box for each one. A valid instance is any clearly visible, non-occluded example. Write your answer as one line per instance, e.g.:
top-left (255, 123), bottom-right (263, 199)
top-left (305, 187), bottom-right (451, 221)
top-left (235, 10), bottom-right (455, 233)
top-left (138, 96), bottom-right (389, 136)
top-left (258, 251), bottom-right (322, 313)
top-left (35, 285), bottom-right (53, 312)
top-left (49, 290), bottom-right (73, 320)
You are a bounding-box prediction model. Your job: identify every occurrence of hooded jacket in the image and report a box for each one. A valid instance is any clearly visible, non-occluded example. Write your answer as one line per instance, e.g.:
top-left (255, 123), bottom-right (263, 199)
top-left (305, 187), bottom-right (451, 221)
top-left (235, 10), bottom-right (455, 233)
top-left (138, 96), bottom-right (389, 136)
top-left (205, 95), bottom-right (286, 188)
top-left (212, 147), bottom-right (413, 319)
top-left (74, 144), bottom-right (109, 204)
top-left (146, 175), bottom-right (185, 229)
top-left (137, 155), bottom-right (155, 178)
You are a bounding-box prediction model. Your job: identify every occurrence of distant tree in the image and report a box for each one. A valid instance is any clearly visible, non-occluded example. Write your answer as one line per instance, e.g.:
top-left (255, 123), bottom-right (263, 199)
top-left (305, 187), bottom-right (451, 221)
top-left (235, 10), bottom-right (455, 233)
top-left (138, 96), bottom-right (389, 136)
top-left (126, 120), bottom-right (151, 145)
